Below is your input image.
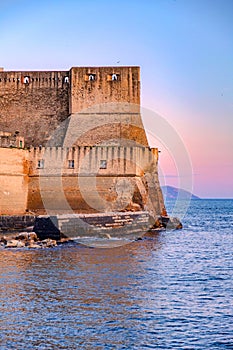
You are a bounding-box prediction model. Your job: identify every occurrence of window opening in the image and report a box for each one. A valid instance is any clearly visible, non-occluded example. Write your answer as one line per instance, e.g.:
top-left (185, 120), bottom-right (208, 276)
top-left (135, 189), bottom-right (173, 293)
top-left (68, 159), bottom-right (74, 168)
top-left (37, 159), bottom-right (44, 169)
top-left (112, 74), bottom-right (118, 81)
top-left (23, 76), bottom-right (30, 84)
top-left (100, 160), bottom-right (107, 169)
top-left (89, 74), bottom-right (95, 81)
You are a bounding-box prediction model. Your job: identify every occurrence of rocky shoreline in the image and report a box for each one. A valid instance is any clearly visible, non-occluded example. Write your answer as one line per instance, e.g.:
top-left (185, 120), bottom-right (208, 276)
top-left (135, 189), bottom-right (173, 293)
top-left (0, 231), bottom-right (61, 249)
top-left (0, 212), bottom-right (182, 250)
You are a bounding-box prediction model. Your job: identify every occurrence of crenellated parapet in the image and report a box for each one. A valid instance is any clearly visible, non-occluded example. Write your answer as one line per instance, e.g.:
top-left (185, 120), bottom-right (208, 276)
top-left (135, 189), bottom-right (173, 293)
top-left (0, 70), bottom-right (70, 90)
top-left (28, 145), bottom-right (158, 177)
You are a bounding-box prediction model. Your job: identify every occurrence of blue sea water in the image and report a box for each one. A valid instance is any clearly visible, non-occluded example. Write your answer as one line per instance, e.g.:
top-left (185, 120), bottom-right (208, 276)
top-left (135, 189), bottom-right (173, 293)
top-left (0, 199), bottom-right (232, 349)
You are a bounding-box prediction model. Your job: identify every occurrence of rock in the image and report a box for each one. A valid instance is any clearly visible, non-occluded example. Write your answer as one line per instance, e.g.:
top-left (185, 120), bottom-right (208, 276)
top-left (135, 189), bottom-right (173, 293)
top-left (16, 232), bottom-right (38, 241)
top-left (28, 243), bottom-right (42, 249)
top-left (41, 238), bottom-right (57, 247)
top-left (16, 240), bottom-right (25, 248)
top-left (16, 232), bottom-right (29, 240)
top-left (0, 236), bottom-right (7, 245)
top-left (167, 217), bottom-right (183, 230)
top-left (28, 232), bottom-right (38, 241)
top-left (6, 239), bottom-right (20, 248)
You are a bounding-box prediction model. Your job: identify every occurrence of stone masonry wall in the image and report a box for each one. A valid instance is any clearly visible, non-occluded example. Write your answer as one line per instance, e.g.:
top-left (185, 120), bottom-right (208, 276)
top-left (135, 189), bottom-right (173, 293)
top-left (0, 67), bottom-right (144, 147)
top-left (70, 67), bottom-right (140, 114)
top-left (0, 148), bottom-right (29, 214)
top-left (27, 146), bottom-right (160, 215)
top-left (0, 71), bottom-right (70, 146)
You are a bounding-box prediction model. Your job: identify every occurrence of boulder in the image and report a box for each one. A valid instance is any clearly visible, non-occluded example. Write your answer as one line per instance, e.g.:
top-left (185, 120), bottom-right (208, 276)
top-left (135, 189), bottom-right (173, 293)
top-left (16, 240), bottom-right (25, 248)
top-left (28, 232), bottom-right (38, 241)
top-left (16, 232), bottom-right (38, 241)
top-left (6, 239), bottom-right (20, 248)
top-left (28, 242), bottom-right (42, 249)
top-left (16, 232), bottom-right (29, 240)
top-left (41, 238), bottom-right (57, 247)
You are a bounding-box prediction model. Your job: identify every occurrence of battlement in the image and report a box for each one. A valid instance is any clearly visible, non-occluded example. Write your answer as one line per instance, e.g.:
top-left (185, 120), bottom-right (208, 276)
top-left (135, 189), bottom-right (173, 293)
top-left (28, 145), bottom-right (158, 177)
top-left (0, 70), bottom-right (70, 89)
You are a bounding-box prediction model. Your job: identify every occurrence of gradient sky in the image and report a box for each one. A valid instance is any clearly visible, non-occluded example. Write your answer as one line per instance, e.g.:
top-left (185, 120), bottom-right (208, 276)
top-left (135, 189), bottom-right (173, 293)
top-left (0, 0), bottom-right (232, 198)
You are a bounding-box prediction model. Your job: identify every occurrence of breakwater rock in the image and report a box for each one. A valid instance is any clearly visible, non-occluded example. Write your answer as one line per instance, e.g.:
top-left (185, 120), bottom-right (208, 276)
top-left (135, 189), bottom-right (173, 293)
top-left (0, 231), bottom-right (57, 249)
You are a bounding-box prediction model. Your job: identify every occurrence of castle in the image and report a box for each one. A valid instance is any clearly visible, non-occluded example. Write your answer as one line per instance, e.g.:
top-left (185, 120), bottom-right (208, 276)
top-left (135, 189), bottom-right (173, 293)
top-left (0, 66), bottom-right (165, 223)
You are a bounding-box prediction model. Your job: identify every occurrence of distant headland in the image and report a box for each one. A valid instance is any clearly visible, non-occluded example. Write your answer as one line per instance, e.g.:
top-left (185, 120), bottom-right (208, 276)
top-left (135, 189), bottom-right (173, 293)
top-left (162, 186), bottom-right (200, 200)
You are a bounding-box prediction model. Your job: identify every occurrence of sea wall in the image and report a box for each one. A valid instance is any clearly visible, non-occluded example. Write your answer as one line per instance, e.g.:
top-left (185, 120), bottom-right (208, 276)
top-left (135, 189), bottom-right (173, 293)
top-left (33, 211), bottom-right (150, 241)
top-left (0, 215), bottom-right (35, 233)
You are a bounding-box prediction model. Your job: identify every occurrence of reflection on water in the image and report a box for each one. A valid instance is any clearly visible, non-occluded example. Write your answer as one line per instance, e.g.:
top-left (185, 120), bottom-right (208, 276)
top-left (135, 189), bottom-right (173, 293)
top-left (0, 200), bottom-right (233, 349)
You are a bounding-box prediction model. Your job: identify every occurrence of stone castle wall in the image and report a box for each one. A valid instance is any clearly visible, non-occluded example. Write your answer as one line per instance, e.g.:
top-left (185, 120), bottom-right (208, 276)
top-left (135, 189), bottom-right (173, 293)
top-left (70, 66), bottom-right (140, 113)
top-left (0, 148), bottom-right (29, 214)
top-left (0, 66), bottom-right (165, 219)
top-left (0, 145), bottom-right (163, 217)
top-left (0, 71), bottom-right (69, 146)
top-left (0, 67), bottom-right (146, 147)
top-left (27, 146), bottom-right (158, 214)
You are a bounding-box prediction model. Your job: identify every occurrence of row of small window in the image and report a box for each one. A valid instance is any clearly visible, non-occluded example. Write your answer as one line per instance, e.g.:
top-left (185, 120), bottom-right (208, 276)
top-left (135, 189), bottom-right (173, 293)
top-left (86, 73), bottom-right (119, 81)
top-left (0, 73), bottom-right (120, 84)
top-left (0, 77), bottom-right (68, 83)
top-left (27, 74), bottom-right (120, 84)
top-left (23, 76), bottom-right (69, 84)
top-left (37, 159), bottom-right (107, 169)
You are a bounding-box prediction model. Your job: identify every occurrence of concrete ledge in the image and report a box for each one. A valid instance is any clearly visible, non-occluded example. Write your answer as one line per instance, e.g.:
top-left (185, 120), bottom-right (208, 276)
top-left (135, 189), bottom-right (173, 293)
top-left (0, 215), bottom-right (36, 233)
top-left (33, 211), bottom-right (151, 241)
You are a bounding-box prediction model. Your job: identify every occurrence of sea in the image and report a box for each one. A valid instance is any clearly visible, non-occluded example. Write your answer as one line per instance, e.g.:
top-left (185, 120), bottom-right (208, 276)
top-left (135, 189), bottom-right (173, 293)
top-left (0, 199), bottom-right (232, 349)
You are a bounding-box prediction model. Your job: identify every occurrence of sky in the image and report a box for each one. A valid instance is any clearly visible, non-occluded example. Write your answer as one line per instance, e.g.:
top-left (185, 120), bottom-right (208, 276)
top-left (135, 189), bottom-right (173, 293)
top-left (0, 0), bottom-right (232, 198)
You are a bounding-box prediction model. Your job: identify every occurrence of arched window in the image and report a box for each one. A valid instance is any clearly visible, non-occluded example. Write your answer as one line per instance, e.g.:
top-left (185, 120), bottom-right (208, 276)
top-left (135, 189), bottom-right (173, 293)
top-left (23, 76), bottom-right (30, 84)
top-left (112, 74), bottom-right (118, 81)
top-left (64, 76), bottom-right (69, 83)
top-left (89, 74), bottom-right (95, 81)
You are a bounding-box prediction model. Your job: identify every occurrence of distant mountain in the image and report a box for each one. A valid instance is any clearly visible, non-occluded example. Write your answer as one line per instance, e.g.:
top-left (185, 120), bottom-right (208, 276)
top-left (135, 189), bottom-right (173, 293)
top-left (161, 186), bottom-right (200, 200)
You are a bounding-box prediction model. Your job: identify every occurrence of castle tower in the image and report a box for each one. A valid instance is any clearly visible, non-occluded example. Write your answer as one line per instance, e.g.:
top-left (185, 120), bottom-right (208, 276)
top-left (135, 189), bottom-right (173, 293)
top-left (62, 66), bottom-right (148, 148)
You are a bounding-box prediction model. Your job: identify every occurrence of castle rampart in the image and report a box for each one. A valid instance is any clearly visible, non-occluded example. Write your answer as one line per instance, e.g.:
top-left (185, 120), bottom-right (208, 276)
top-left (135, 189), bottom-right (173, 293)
top-left (0, 66), bottom-right (166, 223)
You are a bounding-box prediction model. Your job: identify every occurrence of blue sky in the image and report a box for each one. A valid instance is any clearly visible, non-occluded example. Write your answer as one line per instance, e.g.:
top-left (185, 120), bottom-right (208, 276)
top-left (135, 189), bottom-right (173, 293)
top-left (0, 0), bottom-right (233, 197)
